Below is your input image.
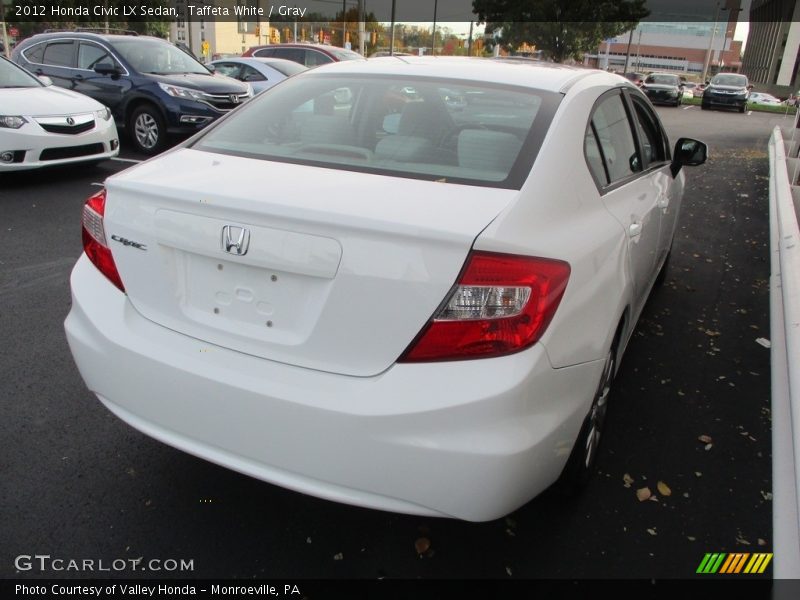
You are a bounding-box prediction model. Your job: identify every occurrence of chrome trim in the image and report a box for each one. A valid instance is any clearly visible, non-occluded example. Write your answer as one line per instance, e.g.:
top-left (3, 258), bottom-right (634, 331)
top-left (34, 113), bottom-right (95, 126)
top-left (221, 226), bottom-right (250, 256)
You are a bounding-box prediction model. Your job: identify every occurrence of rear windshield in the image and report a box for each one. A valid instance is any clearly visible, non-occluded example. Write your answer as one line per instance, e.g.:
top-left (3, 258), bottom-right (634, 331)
top-left (192, 74), bottom-right (560, 189)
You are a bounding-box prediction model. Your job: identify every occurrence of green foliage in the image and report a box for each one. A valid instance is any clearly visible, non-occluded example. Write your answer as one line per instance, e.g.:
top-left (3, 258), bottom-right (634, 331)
top-left (473, 0), bottom-right (649, 62)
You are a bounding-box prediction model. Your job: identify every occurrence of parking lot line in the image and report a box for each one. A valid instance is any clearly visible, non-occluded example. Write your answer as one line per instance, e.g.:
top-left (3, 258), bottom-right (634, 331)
top-left (111, 157), bottom-right (142, 164)
top-left (90, 182), bottom-right (104, 187)
top-left (683, 105), bottom-right (694, 110)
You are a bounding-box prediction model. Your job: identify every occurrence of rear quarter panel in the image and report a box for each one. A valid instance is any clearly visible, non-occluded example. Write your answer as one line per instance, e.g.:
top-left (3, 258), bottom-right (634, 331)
top-left (474, 78), bottom-right (634, 369)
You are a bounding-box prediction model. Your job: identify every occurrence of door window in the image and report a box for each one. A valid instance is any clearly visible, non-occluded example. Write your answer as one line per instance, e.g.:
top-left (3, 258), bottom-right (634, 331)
top-left (240, 65), bottom-right (266, 82)
top-left (305, 50), bottom-right (333, 67)
top-left (630, 97), bottom-right (668, 167)
top-left (588, 92), bottom-right (640, 184)
top-left (43, 41), bottom-right (76, 67)
top-left (213, 62), bottom-right (242, 79)
top-left (78, 42), bottom-right (114, 70)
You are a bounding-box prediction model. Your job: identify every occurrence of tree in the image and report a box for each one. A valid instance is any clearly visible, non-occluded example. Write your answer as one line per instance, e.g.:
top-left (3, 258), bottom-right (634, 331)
top-left (473, 0), bottom-right (649, 63)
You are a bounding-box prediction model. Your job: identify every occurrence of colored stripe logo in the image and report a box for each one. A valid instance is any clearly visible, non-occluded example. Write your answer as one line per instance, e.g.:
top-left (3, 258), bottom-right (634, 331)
top-left (697, 553), bottom-right (773, 574)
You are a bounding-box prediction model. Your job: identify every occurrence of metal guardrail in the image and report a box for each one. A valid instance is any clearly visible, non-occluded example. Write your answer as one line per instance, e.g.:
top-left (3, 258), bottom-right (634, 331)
top-left (768, 124), bottom-right (800, 580)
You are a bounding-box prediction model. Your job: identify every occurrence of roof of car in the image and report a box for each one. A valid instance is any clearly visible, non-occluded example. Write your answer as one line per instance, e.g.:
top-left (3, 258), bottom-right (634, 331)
top-left (23, 31), bottom-right (167, 44)
top-left (310, 56), bottom-right (614, 93)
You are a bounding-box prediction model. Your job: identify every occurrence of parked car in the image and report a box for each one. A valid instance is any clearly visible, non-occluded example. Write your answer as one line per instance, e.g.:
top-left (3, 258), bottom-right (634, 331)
top-left (242, 43), bottom-right (364, 68)
top-left (621, 72), bottom-right (644, 87)
top-left (748, 92), bottom-right (783, 106)
top-left (641, 72), bottom-right (683, 106)
top-left (0, 56), bottom-right (119, 172)
top-left (209, 57), bottom-right (307, 94)
top-left (64, 58), bottom-right (706, 522)
top-left (12, 31), bottom-right (252, 154)
top-left (701, 73), bottom-right (751, 113)
top-left (681, 81), bottom-right (697, 100)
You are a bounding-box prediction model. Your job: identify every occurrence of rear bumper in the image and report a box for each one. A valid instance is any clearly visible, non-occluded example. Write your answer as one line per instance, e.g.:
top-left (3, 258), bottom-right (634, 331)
top-left (65, 255), bottom-right (604, 521)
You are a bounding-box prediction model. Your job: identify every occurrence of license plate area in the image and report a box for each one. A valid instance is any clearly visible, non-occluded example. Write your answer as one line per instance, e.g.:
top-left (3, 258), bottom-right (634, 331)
top-left (178, 251), bottom-right (330, 344)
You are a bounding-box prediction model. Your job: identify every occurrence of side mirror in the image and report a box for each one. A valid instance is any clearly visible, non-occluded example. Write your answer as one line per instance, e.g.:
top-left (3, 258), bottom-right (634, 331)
top-left (671, 137), bottom-right (708, 177)
top-left (94, 62), bottom-right (120, 76)
top-left (38, 75), bottom-right (53, 86)
top-left (747, 84), bottom-right (754, 90)
top-left (206, 64), bottom-right (216, 73)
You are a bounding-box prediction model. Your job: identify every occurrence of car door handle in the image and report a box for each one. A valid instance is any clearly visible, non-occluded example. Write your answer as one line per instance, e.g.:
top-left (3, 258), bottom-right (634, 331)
top-left (74, 74), bottom-right (83, 80)
top-left (657, 197), bottom-right (669, 211)
top-left (629, 222), bottom-right (643, 238)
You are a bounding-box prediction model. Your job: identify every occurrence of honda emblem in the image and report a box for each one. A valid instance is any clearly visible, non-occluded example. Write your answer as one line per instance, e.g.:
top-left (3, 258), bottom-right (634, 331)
top-left (221, 225), bottom-right (250, 256)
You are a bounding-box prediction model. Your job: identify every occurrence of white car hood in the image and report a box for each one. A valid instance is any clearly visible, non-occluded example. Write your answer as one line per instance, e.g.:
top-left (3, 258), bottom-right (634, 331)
top-left (1, 86), bottom-right (103, 116)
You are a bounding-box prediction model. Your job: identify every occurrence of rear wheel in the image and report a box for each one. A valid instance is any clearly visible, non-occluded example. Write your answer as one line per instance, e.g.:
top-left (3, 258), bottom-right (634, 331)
top-left (739, 104), bottom-right (747, 113)
top-left (558, 334), bottom-right (619, 491)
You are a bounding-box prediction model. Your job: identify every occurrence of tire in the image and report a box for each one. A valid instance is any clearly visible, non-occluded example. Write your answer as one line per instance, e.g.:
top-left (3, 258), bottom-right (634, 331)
top-left (739, 104), bottom-right (747, 113)
top-left (557, 333), bottom-right (619, 492)
top-left (701, 103), bottom-right (708, 110)
top-left (655, 249), bottom-right (671, 286)
top-left (129, 105), bottom-right (166, 155)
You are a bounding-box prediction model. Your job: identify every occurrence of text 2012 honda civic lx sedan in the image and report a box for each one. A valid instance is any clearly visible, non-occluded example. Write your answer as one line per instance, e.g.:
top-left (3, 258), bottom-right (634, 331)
top-left (65, 57), bottom-right (707, 521)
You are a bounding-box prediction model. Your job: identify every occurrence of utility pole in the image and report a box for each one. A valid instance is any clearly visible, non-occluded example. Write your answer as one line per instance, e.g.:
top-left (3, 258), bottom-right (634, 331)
top-left (342, 0), bottom-right (346, 47)
top-left (431, 0), bottom-right (437, 56)
top-left (622, 28), bottom-right (634, 73)
top-left (468, 20), bottom-right (473, 56)
top-left (389, 0), bottom-right (396, 55)
top-left (635, 28), bottom-right (642, 71)
top-left (358, 0), bottom-right (365, 55)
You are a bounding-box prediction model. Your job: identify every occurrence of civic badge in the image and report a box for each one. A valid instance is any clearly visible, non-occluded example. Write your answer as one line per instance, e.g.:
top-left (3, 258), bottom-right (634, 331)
top-left (221, 225), bottom-right (250, 256)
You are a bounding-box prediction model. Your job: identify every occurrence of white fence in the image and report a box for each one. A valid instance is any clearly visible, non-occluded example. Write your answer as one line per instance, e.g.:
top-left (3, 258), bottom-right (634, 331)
top-left (768, 124), bottom-right (800, 579)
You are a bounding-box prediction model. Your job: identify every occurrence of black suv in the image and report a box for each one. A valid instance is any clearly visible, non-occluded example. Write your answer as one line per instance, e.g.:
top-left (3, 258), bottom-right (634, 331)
top-left (12, 31), bottom-right (252, 154)
top-left (701, 73), bottom-right (751, 113)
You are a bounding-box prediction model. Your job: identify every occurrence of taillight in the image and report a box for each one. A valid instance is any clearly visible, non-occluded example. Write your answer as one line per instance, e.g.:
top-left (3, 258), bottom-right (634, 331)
top-left (81, 188), bottom-right (125, 292)
top-left (399, 251), bottom-right (570, 362)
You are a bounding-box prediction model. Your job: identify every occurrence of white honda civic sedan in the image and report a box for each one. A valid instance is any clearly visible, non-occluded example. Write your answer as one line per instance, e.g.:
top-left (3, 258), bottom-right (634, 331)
top-left (65, 57), bottom-right (706, 521)
top-left (0, 56), bottom-right (118, 172)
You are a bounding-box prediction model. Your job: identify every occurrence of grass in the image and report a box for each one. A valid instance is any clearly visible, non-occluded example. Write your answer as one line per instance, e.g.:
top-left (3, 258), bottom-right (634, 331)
top-left (676, 95), bottom-right (797, 114)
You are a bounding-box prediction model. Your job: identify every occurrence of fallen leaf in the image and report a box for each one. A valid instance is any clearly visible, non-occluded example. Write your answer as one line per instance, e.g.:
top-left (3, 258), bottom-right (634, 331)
top-left (636, 487), bottom-right (652, 502)
top-left (333, 553), bottom-right (344, 561)
top-left (705, 443), bottom-right (713, 451)
top-left (414, 538), bottom-right (431, 555)
top-left (758, 539), bottom-right (767, 546)
top-left (623, 473), bottom-right (634, 488)
top-left (505, 566), bottom-right (513, 576)
top-left (698, 435), bottom-right (713, 444)
top-left (657, 481), bottom-right (672, 497)
top-left (647, 528), bottom-right (657, 536)
top-left (755, 338), bottom-right (771, 348)
top-left (736, 536), bottom-right (751, 546)
top-left (687, 536), bottom-right (697, 541)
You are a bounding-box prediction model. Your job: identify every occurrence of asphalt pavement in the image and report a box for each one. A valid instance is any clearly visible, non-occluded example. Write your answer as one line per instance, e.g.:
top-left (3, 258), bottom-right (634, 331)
top-left (0, 107), bottom-right (785, 581)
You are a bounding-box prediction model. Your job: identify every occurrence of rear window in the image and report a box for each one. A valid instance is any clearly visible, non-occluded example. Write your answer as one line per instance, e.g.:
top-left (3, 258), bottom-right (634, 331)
top-left (192, 74), bottom-right (560, 189)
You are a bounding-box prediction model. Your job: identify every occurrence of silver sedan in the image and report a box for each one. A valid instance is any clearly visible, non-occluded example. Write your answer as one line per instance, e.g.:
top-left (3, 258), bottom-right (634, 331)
top-left (209, 57), bottom-right (308, 94)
